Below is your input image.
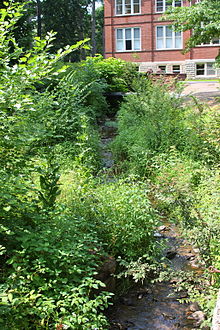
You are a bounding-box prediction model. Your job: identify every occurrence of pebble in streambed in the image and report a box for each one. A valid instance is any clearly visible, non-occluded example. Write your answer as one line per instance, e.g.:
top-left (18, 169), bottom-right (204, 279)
top-left (108, 225), bottom-right (205, 330)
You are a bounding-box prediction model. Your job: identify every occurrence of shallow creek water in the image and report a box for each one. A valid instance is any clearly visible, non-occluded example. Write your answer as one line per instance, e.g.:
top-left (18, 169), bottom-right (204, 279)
top-left (99, 119), bottom-right (205, 330)
top-left (108, 224), bottom-right (204, 330)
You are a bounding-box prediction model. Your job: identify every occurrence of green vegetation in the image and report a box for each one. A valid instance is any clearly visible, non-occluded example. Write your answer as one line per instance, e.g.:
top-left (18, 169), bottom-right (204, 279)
top-left (112, 77), bottom-right (220, 324)
top-left (0, 3), bottom-right (219, 329)
top-left (0, 4), bottom-right (157, 329)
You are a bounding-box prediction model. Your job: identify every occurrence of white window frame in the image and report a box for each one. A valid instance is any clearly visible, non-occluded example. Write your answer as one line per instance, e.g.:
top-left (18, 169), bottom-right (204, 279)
top-left (115, 0), bottom-right (141, 16)
top-left (156, 25), bottom-right (183, 50)
top-left (196, 62), bottom-right (217, 77)
top-left (199, 38), bottom-right (220, 47)
top-left (116, 27), bottom-right (141, 52)
top-left (155, 0), bottom-right (182, 13)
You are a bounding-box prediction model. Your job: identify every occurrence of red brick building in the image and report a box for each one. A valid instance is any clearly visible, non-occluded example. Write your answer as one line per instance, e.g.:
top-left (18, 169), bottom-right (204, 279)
top-left (104, 0), bottom-right (220, 78)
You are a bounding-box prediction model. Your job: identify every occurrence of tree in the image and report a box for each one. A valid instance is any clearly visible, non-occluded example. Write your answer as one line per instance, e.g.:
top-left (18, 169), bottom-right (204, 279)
top-left (163, 0), bottom-right (220, 63)
top-left (95, 2), bottom-right (104, 55)
top-left (0, 0), bottom-right (34, 49)
top-left (42, 0), bottom-right (91, 60)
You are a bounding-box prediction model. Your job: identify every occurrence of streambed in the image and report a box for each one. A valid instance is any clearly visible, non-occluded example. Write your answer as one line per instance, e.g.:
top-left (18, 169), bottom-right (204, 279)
top-left (108, 224), bottom-right (205, 330)
top-left (99, 119), bottom-right (206, 330)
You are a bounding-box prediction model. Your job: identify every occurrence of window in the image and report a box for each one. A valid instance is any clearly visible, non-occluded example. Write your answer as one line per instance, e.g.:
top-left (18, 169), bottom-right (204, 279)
top-left (202, 38), bottom-right (220, 46)
top-left (115, 0), bottom-right (141, 15)
top-left (155, 0), bottom-right (182, 13)
top-left (158, 65), bottom-right (166, 72)
top-left (116, 28), bottom-right (141, 51)
top-left (196, 63), bottom-right (216, 76)
top-left (156, 26), bottom-right (182, 49)
top-left (172, 65), bottom-right (180, 73)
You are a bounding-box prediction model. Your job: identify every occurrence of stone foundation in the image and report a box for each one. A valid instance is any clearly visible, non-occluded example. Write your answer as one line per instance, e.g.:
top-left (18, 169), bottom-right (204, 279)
top-left (138, 59), bottom-right (219, 79)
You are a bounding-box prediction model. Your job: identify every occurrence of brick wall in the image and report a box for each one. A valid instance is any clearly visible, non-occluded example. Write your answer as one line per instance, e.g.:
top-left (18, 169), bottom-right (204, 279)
top-left (104, 0), bottom-right (220, 67)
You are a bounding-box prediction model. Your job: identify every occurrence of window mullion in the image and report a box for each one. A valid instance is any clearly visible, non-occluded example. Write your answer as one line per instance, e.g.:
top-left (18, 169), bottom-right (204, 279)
top-left (163, 26), bottom-right (165, 49)
top-left (131, 28), bottom-right (134, 50)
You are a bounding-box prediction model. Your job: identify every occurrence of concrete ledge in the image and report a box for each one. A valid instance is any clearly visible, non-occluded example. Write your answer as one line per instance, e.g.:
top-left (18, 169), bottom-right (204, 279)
top-left (212, 290), bottom-right (220, 330)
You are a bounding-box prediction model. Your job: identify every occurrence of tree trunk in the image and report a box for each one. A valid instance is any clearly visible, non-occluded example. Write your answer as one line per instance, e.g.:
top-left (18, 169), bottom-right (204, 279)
top-left (36, 0), bottom-right (42, 38)
top-left (91, 0), bottom-right (97, 56)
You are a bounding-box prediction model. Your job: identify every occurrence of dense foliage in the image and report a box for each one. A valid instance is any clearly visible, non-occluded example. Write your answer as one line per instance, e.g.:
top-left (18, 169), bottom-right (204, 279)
top-left (1, 0), bottom-right (104, 60)
top-left (0, 3), bottom-right (219, 328)
top-left (112, 76), bottom-right (220, 323)
top-left (0, 4), bottom-right (158, 329)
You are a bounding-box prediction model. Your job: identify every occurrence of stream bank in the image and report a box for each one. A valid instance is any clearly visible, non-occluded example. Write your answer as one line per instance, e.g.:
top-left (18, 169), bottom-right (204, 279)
top-left (99, 118), bottom-right (208, 330)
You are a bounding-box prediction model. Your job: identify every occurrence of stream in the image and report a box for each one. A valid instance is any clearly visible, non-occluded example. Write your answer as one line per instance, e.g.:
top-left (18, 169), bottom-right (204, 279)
top-left (99, 119), bottom-right (206, 330)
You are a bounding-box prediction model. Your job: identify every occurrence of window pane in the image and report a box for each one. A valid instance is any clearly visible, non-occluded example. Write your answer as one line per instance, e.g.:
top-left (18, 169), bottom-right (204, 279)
top-left (207, 63), bottom-right (216, 75)
top-left (116, 5), bottom-right (123, 14)
top-left (133, 4), bottom-right (140, 13)
top-left (116, 0), bottom-right (123, 14)
top-left (157, 26), bottom-right (163, 38)
top-left (117, 29), bottom-right (123, 39)
top-left (133, 0), bottom-right (140, 13)
top-left (173, 65), bottom-right (180, 73)
top-left (212, 38), bottom-right (220, 45)
top-left (165, 26), bottom-right (172, 37)
top-left (175, 37), bottom-right (182, 48)
top-left (175, 31), bottom-right (181, 37)
top-left (134, 40), bottom-right (140, 50)
top-left (157, 38), bottom-right (163, 49)
top-left (174, 0), bottom-right (182, 7)
top-left (156, 0), bottom-right (164, 12)
top-left (126, 40), bottom-right (132, 50)
top-left (166, 38), bottom-right (172, 48)
top-left (158, 65), bottom-right (166, 72)
top-left (117, 40), bottom-right (124, 51)
top-left (196, 64), bottom-right (205, 75)
top-left (134, 28), bottom-right (140, 38)
top-left (125, 0), bottom-right (131, 13)
top-left (125, 29), bottom-right (131, 39)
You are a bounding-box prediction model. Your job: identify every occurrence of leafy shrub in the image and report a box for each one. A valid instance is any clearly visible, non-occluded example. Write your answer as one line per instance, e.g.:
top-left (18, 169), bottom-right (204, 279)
top-left (111, 77), bottom-right (186, 175)
top-left (79, 55), bottom-right (138, 93)
top-left (0, 215), bottom-right (112, 329)
top-left (60, 171), bottom-right (160, 261)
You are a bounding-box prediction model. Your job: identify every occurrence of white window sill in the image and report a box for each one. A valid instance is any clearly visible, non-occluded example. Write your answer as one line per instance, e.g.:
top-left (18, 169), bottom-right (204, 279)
top-left (156, 48), bottom-right (183, 51)
top-left (195, 44), bottom-right (220, 47)
top-left (115, 12), bottom-right (141, 16)
top-left (116, 50), bottom-right (142, 52)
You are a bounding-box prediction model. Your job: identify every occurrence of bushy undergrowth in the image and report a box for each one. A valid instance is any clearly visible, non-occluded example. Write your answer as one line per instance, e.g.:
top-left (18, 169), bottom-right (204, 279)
top-left (0, 215), bottom-right (112, 329)
top-left (112, 75), bottom-right (220, 320)
top-left (60, 172), bottom-right (160, 261)
top-left (0, 5), bottom-right (160, 328)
